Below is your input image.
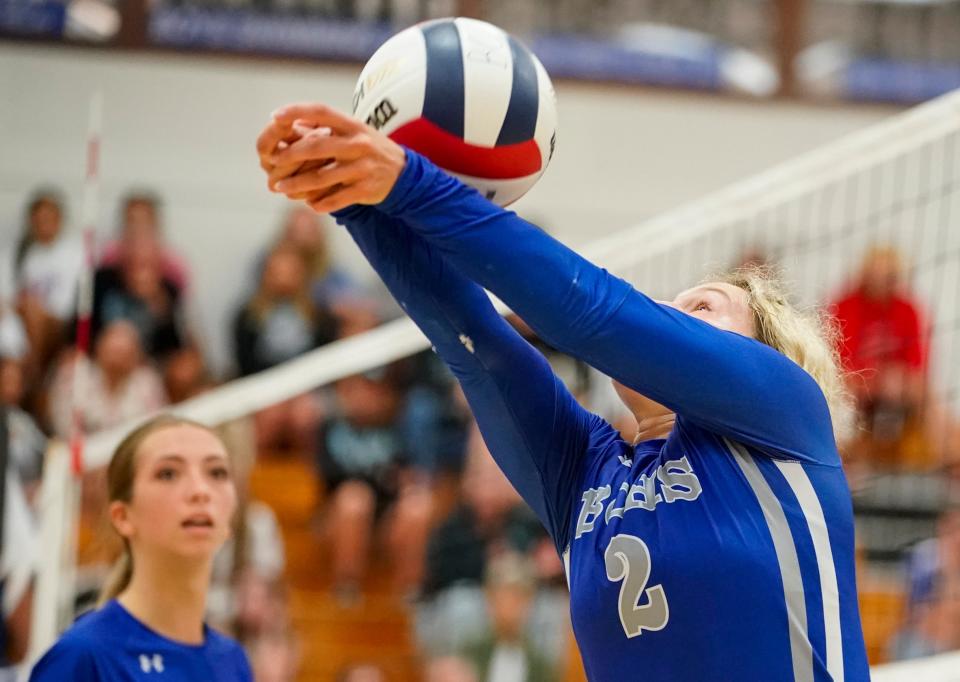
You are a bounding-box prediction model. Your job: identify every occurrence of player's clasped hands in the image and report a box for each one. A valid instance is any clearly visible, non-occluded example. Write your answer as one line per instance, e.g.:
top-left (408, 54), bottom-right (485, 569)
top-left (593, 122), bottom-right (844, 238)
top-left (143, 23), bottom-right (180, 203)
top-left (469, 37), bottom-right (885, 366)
top-left (256, 103), bottom-right (407, 213)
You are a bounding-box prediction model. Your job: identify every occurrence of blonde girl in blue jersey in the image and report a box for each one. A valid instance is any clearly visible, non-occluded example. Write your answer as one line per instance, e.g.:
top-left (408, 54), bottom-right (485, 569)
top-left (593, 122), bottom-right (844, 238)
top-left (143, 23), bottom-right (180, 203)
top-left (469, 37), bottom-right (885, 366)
top-left (30, 416), bottom-right (253, 681)
top-left (257, 106), bottom-right (870, 681)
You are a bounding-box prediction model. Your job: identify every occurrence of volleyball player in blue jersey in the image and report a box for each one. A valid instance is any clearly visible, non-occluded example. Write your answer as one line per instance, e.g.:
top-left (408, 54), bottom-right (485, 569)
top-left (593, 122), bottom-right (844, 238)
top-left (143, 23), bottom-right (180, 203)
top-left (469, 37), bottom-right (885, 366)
top-left (257, 105), bottom-right (870, 681)
top-left (30, 416), bottom-right (253, 681)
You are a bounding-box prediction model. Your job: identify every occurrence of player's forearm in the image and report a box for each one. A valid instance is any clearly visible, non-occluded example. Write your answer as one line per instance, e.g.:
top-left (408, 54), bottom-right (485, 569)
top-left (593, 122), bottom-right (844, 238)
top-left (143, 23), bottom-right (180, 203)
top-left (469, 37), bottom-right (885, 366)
top-left (378, 151), bottom-right (835, 458)
top-left (378, 150), bottom-right (635, 358)
top-left (334, 205), bottom-right (586, 542)
top-left (334, 204), bottom-right (509, 376)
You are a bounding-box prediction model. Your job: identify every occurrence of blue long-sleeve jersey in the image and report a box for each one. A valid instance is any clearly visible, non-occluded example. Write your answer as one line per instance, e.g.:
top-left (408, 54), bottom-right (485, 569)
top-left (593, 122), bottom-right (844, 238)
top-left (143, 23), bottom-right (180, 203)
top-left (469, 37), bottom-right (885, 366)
top-left (29, 600), bottom-right (252, 681)
top-left (335, 150), bottom-right (869, 682)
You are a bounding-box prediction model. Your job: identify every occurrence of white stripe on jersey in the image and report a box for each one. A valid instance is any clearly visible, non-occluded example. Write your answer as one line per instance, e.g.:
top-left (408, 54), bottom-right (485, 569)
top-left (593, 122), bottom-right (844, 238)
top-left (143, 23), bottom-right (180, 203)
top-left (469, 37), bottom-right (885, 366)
top-left (775, 460), bottom-right (845, 682)
top-left (562, 544), bottom-right (571, 589)
top-left (726, 439), bottom-right (814, 682)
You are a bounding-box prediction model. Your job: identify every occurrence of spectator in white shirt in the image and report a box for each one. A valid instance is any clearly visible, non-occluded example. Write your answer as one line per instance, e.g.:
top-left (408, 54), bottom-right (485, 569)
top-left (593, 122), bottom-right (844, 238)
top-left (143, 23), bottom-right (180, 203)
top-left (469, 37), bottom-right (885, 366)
top-left (47, 320), bottom-right (167, 439)
top-left (0, 190), bottom-right (83, 385)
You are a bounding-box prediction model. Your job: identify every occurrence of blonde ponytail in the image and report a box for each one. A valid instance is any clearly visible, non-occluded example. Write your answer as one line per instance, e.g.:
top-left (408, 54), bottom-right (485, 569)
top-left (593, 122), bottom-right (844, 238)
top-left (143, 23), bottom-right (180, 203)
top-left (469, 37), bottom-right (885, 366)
top-left (97, 546), bottom-right (133, 606)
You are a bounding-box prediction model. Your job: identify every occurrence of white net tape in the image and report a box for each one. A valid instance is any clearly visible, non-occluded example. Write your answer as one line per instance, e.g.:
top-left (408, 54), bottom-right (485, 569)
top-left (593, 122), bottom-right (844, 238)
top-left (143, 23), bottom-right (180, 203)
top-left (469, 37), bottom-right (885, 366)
top-left (872, 651), bottom-right (960, 682)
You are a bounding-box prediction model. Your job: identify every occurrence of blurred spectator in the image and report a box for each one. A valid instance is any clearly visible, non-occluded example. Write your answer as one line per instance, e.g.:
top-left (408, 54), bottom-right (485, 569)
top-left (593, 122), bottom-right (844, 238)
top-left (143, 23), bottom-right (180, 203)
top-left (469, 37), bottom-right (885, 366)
top-left (91, 231), bottom-right (189, 363)
top-left (421, 425), bottom-right (541, 596)
top-left (231, 570), bottom-right (288, 644)
top-left (832, 246), bottom-right (928, 463)
top-left (461, 552), bottom-right (556, 682)
top-left (0, 354), bottom-right (46, 507)
top-left (885, 502), bottom-right (960, 662)
top-left (0, 313), bottom-right (27, 369)
top-left (337, 662), bottom-right (388, 682)
top-left (208, 424), bottom-right (286, 638)
top-left (889, 573), bottom-right (960, 660)
top-left (234, 243), bottom-right (337, 451)
top-left (0, 421), bottom-right (37, 682)
top-left (402, 360), bottom-right (471, 476)
top-left (99, 193), bottom-right (191, 292)
top-left (317, 361), bottom-right (433, 600)
top-left (416, 425), bottom-right (544, 655)
top-left (47, 320), bottom-right (167, 438)
top-left (426, 656), bottom-right (479, 682)
top-left (273, 207), bottom-right (366, 318)
top-left (249, 630), bottom-right (300, 682)
top-left (234, 243), bottom-right (337, 374)
top-left (0, 189), bottom-right (83, 385)
top-left (947, 445), bottom-right (960, 500)
top-left (904, 505), bottom-right (960, 616)
top-left (164, 346), bottom-right (211, 405)
top-left (523, 537), bottom-right (571, 666)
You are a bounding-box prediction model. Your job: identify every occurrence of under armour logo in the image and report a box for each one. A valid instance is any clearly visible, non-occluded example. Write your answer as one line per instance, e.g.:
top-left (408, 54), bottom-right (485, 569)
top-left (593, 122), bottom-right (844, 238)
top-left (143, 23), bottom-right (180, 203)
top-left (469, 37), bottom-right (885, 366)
top-left (139, 653), bottom-right (165, 673)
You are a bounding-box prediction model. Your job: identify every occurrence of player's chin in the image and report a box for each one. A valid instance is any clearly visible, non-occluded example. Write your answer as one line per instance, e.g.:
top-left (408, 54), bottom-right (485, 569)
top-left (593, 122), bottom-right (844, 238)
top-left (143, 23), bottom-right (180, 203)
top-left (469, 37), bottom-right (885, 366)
top-left (172, 529), bottom-right (229, 557)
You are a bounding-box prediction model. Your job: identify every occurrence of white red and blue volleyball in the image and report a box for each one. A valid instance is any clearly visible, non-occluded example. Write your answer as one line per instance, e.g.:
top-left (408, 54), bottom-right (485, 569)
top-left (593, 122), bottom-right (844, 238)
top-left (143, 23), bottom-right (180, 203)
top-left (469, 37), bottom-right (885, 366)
top-left (352, 17), bottom-right (558, 206)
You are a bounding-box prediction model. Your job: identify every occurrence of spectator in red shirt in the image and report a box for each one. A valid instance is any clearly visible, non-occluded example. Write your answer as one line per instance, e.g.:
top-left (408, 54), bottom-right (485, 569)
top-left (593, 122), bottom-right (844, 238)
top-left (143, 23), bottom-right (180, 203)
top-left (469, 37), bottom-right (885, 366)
top-left (832, 246), bottom-right (928, 458)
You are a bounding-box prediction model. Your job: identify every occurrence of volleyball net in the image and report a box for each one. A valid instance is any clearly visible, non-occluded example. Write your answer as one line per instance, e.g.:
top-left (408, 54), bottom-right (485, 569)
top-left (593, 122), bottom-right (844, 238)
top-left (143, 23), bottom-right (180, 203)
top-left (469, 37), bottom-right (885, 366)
top-left (30, 87), bottom-right (960, 675)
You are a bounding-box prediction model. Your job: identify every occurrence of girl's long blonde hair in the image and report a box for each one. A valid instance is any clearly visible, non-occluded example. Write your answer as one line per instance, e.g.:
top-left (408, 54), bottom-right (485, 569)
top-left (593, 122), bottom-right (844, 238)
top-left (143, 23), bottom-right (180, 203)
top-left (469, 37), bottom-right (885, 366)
top-left (715, 265), bottom-right (854, 443)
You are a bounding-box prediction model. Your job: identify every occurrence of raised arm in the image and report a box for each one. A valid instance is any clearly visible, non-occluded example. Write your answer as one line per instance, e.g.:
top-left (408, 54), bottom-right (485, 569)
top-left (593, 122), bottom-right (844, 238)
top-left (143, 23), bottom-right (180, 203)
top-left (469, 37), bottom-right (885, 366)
top-left (375, 151), bottom-right (835, 461)
top-left (331, 204), bottom-right (598, 550)
top-left (261, 105), bottom-right (834, 463)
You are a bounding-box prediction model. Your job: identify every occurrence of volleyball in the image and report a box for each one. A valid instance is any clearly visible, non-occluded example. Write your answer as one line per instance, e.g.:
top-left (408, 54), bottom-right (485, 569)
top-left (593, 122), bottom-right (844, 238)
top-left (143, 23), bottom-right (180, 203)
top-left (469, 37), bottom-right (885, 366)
top-left (352, 17), bottom-right (558, 206)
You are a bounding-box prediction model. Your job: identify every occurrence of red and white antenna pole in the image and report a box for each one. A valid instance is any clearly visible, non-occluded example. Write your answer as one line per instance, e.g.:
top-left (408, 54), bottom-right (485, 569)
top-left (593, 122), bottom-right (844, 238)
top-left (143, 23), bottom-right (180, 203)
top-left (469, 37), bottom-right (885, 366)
top-left (70, 91), bottom-right (102, 477)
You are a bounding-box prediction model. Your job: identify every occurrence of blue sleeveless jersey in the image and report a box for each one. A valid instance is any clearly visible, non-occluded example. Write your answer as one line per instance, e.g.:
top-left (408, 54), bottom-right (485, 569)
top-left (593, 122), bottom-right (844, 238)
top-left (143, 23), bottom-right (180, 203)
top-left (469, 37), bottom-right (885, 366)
top-left (29, 600), bottom-right (252, 682)
top-left (335, 150), bottom-right (870, 681)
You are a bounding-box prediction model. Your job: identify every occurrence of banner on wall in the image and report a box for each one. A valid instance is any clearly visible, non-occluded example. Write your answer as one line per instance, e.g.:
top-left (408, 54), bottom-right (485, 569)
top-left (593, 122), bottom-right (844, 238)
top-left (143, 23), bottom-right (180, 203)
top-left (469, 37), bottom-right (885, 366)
top-left (0, 0), bottom-right (67, 37)
top-left (146, 4), bottom-right (960, 102)
top-left (148, 5), bottom-right (730, 92)
top-left (0, 0), bottom-right (119, 41)
top-left (5, 0), bottom-right (957, 103)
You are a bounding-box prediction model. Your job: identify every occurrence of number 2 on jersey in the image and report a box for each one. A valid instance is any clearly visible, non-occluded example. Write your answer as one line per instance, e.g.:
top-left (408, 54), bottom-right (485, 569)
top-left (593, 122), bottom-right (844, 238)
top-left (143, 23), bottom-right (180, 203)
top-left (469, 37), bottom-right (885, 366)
top-left (604, 534), bottom-right (669, 638)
